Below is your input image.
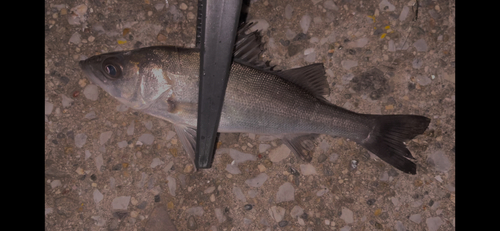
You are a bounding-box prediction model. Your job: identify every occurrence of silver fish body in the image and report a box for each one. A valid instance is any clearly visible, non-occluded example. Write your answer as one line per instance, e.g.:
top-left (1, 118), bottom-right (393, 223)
top-left (80, 26), bottom-right (430, 174)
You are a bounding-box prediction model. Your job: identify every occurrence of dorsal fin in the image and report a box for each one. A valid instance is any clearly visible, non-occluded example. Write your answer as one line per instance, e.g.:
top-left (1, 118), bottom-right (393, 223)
top-left (276, 63), bottom-right (330, 99)
top-left (233, 22), bottom-right (276, 71)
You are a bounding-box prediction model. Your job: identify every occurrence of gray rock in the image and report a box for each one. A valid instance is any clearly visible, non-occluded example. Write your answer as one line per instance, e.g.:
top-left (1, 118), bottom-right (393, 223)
top-left (286, 29), bottom-right (296, 40)
top-left (247, 189), bottom-right (258, 198)
top-left (428, 150), bottom-right (452, 172)
top-left (409, 214), bottom-right (421, 224)
top-left (168, 5), bottom-right (184, 22)
top-left (139, 133), bottom-right (155, 145)
top-left (326, 31), bottom-right (336, 43)
top-left (45, 102), bottom-right (54, 115)
top-left (269, 206), bottom-right (285, 222)
top-left (259, 144), bottom-right (271, 153)
top-left (204, 186), bottom-right (216, 194)
top-left (50, 180), bottom-right (61, 188)
top-left (116, 104), bottom-right (129, 112)
top-left (167, 176), bottom-right (176, 196)
top-left (388, 40), bottom-right (396, 52)
top-left (342, 73), bottom-right (355, 84)
top-left (300, 14), bottom-right (312, 34)
top-left (85, 111), bottom-right (96, 119)
top-left (85, 150), bottom-right (91, 160)
top-left (233, 186), bottom-right (246, 202)
top-left (187, 215), bottom-right (197, 230)
top-left (151, 158), bottom-right (164, 168)
top-left (136, 172), bottom-right (146, 188)
top-left (99, 131), bottom-right (112, 145)
top-left (60, 94), bottom-right (74, 108)
top-left (304, 51), bottom-right (316, 63)
top-left (127, 121), bottom-right (135, 135)
top-left (395, 221), bottom-right (405, 231)
top-left (245, 173), bottom-right (268, 187)
top-left (323, 0), bottom-right (338, 10)
top-left (112, 196), bottom-right (131, 210)
top-left (276, 182), bottom-right (294, 203)
top-left (340, 207), bottom-right (353, 223)
top-left (229, 149), bottom-right (256, 164)
top-left (95, 154), bottom-right (103, 172)
top-left (45, 207), bottom-right (53, 216)
top-left (93, 189), bottom-right (103, 205)
top-left (69, 32), bottom-right (81, 44)
top-left (412, 58), bottom-right (423, 69)
top-left (428, 9), bottom-right (440, 20)
top-left (109, 177), bottom-right (115, 189)
top-left (341, 60), bottom-right (358, 70)
top-left (143, 121), bottom-right (153, 130)
top-left (226, 164), bottom-right (241, 174)
top-left (340, 226), bottom-right (351, 231)
top-left (380, 171), bottom-right (389, 181)
top-left (91, 216), bottom-right (106, 226)
top-left (399, 6), bottom-right (410, 21)
top-left (413, 39), bottom-right (428, 52)
top-left (166, 131), bottom-right (176, 140)
top-left (300, 164), bottom-right (317, 175)
top-left (269, 144), bottom-right (290, 162)
top-left (316, 188), bottom-right (329, 196)
top-left (290, 206), bottom-right (303, 219)
top-left (244, 218), bottom-right (252, 225)
top-left (285, 4), bottom-right (293, 20)
top-left (186, 206), bottom-right (204, 217)
top-left (329, 153), bottom-right (340, 163)
top-left (154, 3), bottom-right (165, 11)
top-left (416, 75), bottom-right (432, 86)
top-left (426, 217), bottom-right (443, 231)
top-left (83, 84), bottom-right (99, 101)
top-left (249, 19), bottom-right (269, 32)
top-left (75, 133), bottom-right (87, 148)
top-left (215, 208), bottom-right (226, 223)
top-left (313, 16), bottom-right (322, 24)
top-left (348, 38), bottom-right (369, 48)
top-left (379, 0), bottom-right (395, 11)
top-left (117, 141), bottom-right (128, 148)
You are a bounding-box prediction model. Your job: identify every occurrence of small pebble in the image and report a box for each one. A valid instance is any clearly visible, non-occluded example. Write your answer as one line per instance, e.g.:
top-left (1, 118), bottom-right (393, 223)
top-left (244, 204), bottom-right (252, 210)
top-left (179, 3), bottom-right (188, 10)
top-left (367, 198), bottom-right (376, 205)
top-left (300, 14), bottom-right (312, 34)
top-left (245, 173), bottom-right (268, 187)
top-left (187, 215), bottom-right (197, 230)
top-left (112, 196), bottom-right (131, 210)
top-left (69, 32), bottom-right (81, 44)
top-left (276, 182), bottom-right (294, 202)
top-left (74, 133), bottom-right (87, 148)
top-left (93, 189), bottom-right (103, 205)
top-left (284, 4), bottom-right (293, 19)
top-left (278, 220), bottom-right (288, 227)
top-left (83, 84), bottom-right (99, 101)
top-left (138, 133), bottom-right (155, 145)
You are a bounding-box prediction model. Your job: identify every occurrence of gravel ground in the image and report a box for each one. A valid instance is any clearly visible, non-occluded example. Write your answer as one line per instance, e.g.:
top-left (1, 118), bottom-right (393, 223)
top-left (45, 0), bottom-right (455, 230)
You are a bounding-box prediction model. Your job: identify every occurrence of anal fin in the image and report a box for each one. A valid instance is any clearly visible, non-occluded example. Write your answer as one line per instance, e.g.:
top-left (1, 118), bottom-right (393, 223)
top-left (282, 134), bottom-right (320, 162)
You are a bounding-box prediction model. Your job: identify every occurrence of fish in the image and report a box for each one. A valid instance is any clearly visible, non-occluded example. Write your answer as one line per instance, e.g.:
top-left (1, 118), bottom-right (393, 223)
top-left (79, 23), bottom-right (430, 174)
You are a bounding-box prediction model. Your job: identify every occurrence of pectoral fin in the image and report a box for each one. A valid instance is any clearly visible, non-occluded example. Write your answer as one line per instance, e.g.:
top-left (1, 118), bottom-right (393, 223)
top-left (282, 134), bottom-right (320, 162)
top-left (173, 124), bottom-right (197, 168)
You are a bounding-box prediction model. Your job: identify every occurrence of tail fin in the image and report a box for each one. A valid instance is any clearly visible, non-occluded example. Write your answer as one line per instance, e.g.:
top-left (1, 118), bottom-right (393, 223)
top-left (360, 115), bottom-right (431, 174)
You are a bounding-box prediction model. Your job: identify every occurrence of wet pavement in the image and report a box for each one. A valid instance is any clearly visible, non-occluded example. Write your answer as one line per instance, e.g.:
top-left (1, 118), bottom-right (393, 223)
top-left (45, 0), bottom-right (455, 230)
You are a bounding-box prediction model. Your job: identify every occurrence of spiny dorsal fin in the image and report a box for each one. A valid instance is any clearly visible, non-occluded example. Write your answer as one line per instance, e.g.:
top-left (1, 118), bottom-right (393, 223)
top-left (276, 63), bottom-right (330, 99)
top-left (233, 22), bottom-right (276, 71)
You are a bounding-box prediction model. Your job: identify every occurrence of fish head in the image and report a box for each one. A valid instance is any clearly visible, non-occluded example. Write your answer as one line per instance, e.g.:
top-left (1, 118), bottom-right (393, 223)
top-left (79, 49), bottom-right (174, 110)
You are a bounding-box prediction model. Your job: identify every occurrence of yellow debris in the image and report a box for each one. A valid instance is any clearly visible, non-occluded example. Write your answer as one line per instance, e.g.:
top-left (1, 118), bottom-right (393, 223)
top-left (380, 33), bottom-right (387, 39)
top-left (367, 15), bottom-right (376, 22)
top-left (117, 39), bottom-right (127, 45)
top-left (374, 209), bottom-right (382, 216)
top-left (385, 25), bottom-right (390, 29)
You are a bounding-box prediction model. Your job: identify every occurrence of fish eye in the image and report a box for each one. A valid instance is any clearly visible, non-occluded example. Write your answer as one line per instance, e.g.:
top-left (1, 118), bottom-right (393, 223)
top-left (101, 57), bottom-right (123, 80)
